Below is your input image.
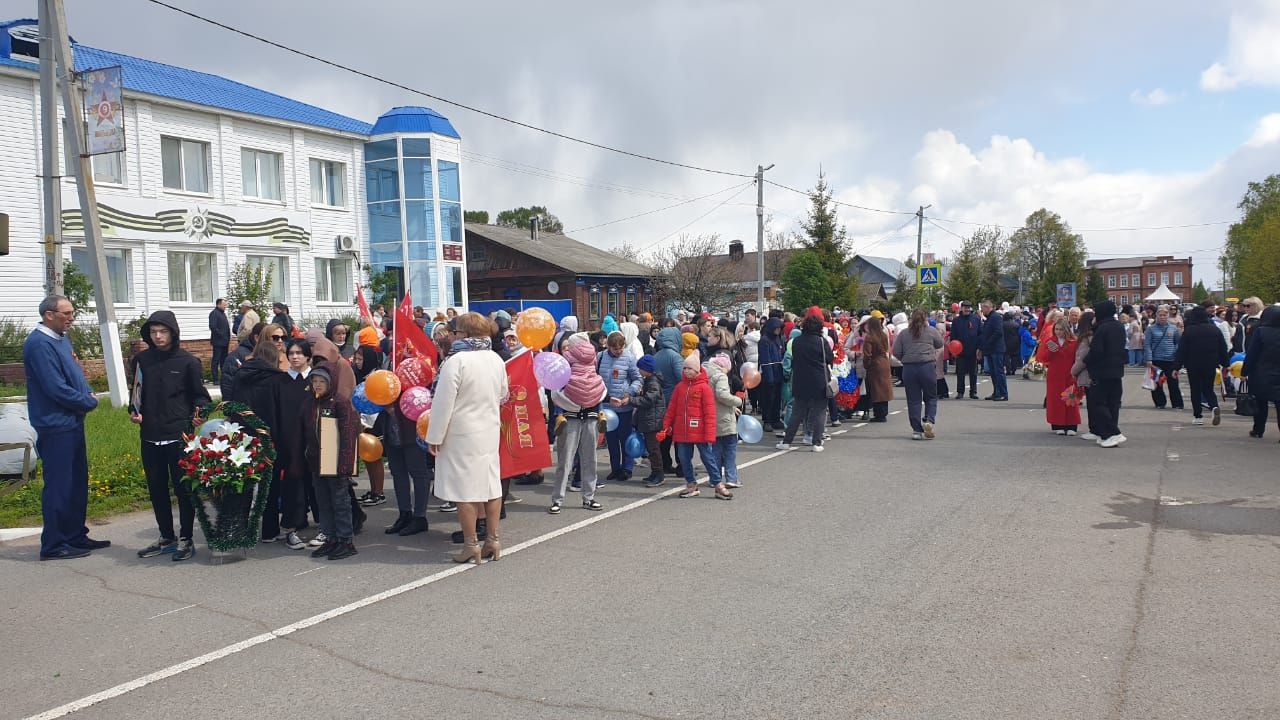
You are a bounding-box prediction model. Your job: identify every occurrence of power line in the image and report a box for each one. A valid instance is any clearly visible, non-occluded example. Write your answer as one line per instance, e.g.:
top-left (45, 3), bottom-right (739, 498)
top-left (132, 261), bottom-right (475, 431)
top-left (462, 151), bottom-right (694, 201)
top-left (564, 182), bottom-right (752, 234)
top-left (765, 179), bottom-right (918, 217)
top-left (925, 217), bottom-right (967, 241)
top-left (141, 0), bottom-right (753, 179)
top-left (926, 215), bottom-right (1233, 233)
top-left (850, 217), bottom-right (920, 255)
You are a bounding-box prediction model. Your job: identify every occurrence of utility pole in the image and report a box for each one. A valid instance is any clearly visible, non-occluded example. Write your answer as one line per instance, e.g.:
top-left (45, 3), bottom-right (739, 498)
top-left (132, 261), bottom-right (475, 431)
top-left (755, 163), bottom-right (773, 315)
top-left (38, 0), bottom-right (63, 295)
top-left (45, 0), bottom-right (127, 407)
top-left (915, 204), bottom-right (931, 268)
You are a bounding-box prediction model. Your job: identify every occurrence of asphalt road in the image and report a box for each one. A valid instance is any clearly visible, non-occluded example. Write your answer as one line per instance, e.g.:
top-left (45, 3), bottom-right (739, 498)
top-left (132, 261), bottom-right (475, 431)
top-left (2, 369), bottom-right (1278, 719)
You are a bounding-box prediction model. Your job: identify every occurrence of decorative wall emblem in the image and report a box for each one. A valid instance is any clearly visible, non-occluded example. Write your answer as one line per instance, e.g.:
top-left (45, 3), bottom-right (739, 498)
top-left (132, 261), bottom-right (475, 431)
top-left (183, 207), bottom-right (213, 239)
top-left (62, 203), bottom-right (311, 245)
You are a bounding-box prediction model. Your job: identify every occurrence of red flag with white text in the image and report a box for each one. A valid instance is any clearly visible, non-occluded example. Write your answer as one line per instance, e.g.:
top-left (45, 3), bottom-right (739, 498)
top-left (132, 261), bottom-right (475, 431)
top-left (393, 293), bottom-right (439, 382)
top-left (499, 351), bottom-right (552, 478)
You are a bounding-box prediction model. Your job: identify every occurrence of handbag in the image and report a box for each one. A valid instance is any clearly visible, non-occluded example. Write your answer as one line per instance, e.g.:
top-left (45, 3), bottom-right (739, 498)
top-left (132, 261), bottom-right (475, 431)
top-left (825, 364), bottom-right (838, 398)
top-left (1234, 379), bottom-right (1258, 417)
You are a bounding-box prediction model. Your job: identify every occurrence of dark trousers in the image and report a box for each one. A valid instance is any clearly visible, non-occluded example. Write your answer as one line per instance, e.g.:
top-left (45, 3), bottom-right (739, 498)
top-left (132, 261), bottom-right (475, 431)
top-left (386, 442), bottom-right (432, 517)
top-left (210, 342), bottom-right (227, 382)
top-left (783, 396), bottom-right (828, 446)
top-left (759, 381), bottom-right (783, 427)
top-left (1186, 367), bottom-right (1218, 418)
top-left (955, 355), bottom-right (978, 396)
top-left (987, 354), bottom-right (1008, 397)
top-left (1005, 352), bottom-right (1020, 375)
top-left (1090, 377), bottom-right (1124, 440)
top-left (142, 439), bottom-right (195, 541)
top-left (660, 433), bottom-right (677, 472)
top-left (1152, 360), bottom-right (1183, 408)
top-left (902, 361), bottom-right (938, 433)
top-left (261, 465), bottom-right (308, 538)
top-left (605, 409), bottom-right (635, 473)
top-left (642, 430), bottom-right (663, 476)
top-left (37, 425), bottom-right (89, 556)
top-left (1252, 390), bottom-right (1280, 436)
top-left (314, 475), bottom-right (354, 540)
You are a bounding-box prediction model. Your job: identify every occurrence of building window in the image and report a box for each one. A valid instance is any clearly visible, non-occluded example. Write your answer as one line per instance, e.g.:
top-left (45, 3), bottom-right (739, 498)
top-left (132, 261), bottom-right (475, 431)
top-left (92, 152), bottom-right (124, 185)
top-left (1161, 271), bottom-right (1170, 286)
top-left (314, 257), bottom-right (352, 303)
top-left (1107, 275), bottom-right (1116, 288)
top-left (1121, 294), bottom-right (1128, 305)
top-left (241, 148), bottom-right (282, 201)
top-left (309, 159), bottom-right (346, 207)
top-left (626, 287), bottom-right (637, 315)
top-left (402, 138), bottom-right (431, 158)
top-left (1147, 272), bottom-right (1156, 287)
top-left (438, 161), bottom-right (460, 202)
top-left (440, 202), bottom-right (461, 242)
top-left (70, 247), bottom-right (131, 304)
top-left (1119, 274), bottom-right (1128, 288)
top-left (1174, 271), bottom-right (1184, 286)
top-left (1132, 274), bottom-right (1140, 287)
top-left (589, 287), bottom-right (601, 320)
top-left (161, 136), bottom-right (210, 193)
top-left (245, 255), bottom-right (290, 303)
top-left (167, 251), bottom-right (215, 303)
top-left (607, 288), bottom-right (620, 318)
top-left (447, 266), bottom-right (463, 308)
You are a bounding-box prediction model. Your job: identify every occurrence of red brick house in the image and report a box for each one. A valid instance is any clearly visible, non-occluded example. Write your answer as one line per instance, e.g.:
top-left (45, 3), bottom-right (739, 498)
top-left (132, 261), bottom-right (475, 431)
top-left (1085, 255), bottom-right (1194, 305)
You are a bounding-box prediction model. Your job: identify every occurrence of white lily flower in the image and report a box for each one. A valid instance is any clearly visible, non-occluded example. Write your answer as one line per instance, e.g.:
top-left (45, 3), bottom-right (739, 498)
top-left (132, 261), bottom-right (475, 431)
top-left (228, 446), bottom-right (252, 467)
top-left (184, 436), bottom-right (203, 453)
top-left (218, 421), bottom-right (243, 437)
top-left (208, 437), bottom-right (230, 454)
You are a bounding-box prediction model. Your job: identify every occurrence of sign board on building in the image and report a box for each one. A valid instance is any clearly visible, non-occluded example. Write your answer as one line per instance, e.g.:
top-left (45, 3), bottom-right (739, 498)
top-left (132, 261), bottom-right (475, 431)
top-left (81, 66), bottom-right (126, 156)
top-left (917, 264), bottom-right (942, 287)
top-left (1056, 282), bottom-right (1078, 308)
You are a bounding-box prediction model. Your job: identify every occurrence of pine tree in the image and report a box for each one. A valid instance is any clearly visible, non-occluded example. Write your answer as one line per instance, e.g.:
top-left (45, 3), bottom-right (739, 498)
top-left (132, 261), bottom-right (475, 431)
top-left (797, 172), bottom-right (854, 307)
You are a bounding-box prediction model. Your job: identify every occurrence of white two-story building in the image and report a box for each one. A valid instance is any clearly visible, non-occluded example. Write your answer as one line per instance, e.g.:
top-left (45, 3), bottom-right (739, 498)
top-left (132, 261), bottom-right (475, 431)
top-left (0, 18), bottom-right (466, 343)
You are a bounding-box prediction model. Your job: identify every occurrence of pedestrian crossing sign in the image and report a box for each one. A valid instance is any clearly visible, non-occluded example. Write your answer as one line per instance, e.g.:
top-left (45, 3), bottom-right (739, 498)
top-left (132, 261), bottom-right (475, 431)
top-left (917, 264), bottom-right (941, 287)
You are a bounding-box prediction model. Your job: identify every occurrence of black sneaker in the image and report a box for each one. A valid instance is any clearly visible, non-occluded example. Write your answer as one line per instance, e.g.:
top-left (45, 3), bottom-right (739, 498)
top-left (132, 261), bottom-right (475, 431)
top-left (172, 538), bottom-right (195, 562)
top-left (643, 473), bottom-right (666, 488)
top-left (310, 539), bottom-right (337, 557)
top-left (40, 547), bottom-right (91, 561)
top-left (138, 538), bottom-right (177, 558)
top-left (327, 540), bottom-right (358, 560)
top-left (397, 516), bottom-right (429, 536)
top-left (360, 493), bottom-right (386, 507)
top-left (514, 473), bottom-right (545, 485)
top-left (438, 502), bottom-right (457, 513)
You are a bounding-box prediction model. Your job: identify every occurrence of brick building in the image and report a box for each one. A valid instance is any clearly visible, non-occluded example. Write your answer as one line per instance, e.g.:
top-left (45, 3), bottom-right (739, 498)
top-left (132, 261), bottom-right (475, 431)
top-left (1085, 255), bottom-right (1194, 305)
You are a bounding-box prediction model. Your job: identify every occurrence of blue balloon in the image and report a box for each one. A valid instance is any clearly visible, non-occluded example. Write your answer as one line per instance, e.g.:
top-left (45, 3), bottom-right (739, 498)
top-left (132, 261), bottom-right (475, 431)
top-left (601, 407), bottom-right (620, 432)
top-left (737, 414), bottom-right (764, 444)
top-left (416, 436), bottom-right (430, 451)
top-left (352, 382), bottom-right (383, 414)
top-left (1230, 352), bottom-right (1246, 366)
top-left (624, 431), bottom-right (646, 459)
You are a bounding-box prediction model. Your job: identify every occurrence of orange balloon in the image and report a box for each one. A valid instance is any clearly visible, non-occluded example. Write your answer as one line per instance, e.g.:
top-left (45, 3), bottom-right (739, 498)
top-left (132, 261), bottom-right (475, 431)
top-left (516, 308), bottom-right (556, 350)
top-left (357, 433), bottom-right (383, 463)
top-left (742, 369), bottom-right (762, 389)
top-left (364, 369), bottom-right (402, 406)
top-left (415, 410), bottom-right (430, 440)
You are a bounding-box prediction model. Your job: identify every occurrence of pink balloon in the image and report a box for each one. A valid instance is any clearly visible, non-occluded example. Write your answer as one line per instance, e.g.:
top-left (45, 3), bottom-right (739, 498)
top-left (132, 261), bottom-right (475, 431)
top-left (398, 385), bottom-right (433, 422)
top-left (533, 351), bottom-right (572, 390)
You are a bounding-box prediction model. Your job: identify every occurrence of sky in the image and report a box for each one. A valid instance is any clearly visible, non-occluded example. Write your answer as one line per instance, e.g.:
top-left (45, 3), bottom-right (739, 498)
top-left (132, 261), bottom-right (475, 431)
top-left (13, 0), bottom-right (1280, 287)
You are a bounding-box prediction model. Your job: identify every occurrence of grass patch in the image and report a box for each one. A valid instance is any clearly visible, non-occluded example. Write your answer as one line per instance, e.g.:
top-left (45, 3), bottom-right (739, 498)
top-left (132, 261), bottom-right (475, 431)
top-left (0, 405), bottom-right (152, 528)
top-left (0, 382), bottom-right (25, 399)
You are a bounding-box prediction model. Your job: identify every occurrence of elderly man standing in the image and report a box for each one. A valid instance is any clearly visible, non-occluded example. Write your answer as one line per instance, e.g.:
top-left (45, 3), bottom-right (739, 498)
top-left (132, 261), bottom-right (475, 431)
top-left (23, 296), bottom-right (103, 560)
top-left (233, 301), bottom-right (260, 342)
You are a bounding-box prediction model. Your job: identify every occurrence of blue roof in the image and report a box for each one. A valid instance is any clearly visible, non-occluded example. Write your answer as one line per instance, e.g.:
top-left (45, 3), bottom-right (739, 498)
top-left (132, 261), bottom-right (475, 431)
top-left (0, 18), bottom-right (402, 136)
top-left (371, 106), bottom-right (460, 139)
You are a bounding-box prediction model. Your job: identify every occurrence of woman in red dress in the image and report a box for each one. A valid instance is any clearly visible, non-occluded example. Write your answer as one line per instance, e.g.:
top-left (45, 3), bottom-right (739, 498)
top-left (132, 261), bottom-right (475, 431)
top-left (1036, 317), bottom-right (1081, 435)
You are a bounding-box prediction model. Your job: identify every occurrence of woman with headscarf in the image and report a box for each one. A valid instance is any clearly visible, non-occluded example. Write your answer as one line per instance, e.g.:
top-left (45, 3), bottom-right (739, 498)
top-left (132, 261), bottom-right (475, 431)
top-left (325, 319), bottom-right (354, 360)
top-left (620, 321), bottom-right (645, 361)
top-left (552, 315), bottom-right (579, 354)
top-left (861, 316), bottom-right (894, 422)
top-left (758, 316), bottom-right (786, 432)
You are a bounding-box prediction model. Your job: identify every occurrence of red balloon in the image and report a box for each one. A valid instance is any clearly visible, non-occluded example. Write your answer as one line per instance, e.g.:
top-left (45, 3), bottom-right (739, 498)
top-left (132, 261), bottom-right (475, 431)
top-left (947, 340), bottom-right (963, 356)
top-left (395, 356), bottom-right (431, 389)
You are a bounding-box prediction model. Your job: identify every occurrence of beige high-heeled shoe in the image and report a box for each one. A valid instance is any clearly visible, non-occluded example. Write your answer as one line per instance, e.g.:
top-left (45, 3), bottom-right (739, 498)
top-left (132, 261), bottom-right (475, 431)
top-left (481, 534), bottom-right (501, 561)
top-left (452, 542), bottom-right (483, 565)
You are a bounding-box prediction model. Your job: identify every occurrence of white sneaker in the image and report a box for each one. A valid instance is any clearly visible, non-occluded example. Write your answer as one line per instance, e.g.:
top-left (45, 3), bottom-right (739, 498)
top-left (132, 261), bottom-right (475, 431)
top-left (1080, 433), bottom-right (1099, 441)
top-left (911, 432), bottom-right (924, 441)
top-left (1192, 417), bottom-right (1204, 426)
top-left (1212, 407), bottom-right (1221, 426)
top-left (774, 442), bottom-right (792, 451)
top-left (307, 531), bottom-right (327, 547)
top-left (1114, 434), bottom-right (1127, 445)
top-left (812, 445), bottom-right (824, 453)
top-left (1099, 435), bottom-right (1121, 448)
top-left (1055, 429), bottom-right (1067, 435)
top-left (284, 531), bottom-right (306, 550)
top-left (1065, 430), bottom-right (1077, 436)
top-left (922, 421), bottom-right (934, 439)
top-left (801, 434), bottom-right (812, 446)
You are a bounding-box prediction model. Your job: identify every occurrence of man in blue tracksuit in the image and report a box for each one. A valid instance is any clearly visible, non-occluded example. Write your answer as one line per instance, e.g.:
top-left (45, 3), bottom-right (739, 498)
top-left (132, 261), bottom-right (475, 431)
top-left (977, 301), bottom-right (1008, 400)
top-left (949, 301), bottom-right (982, 398)
top-left (23, 295), bottom-right (104, 560)
top-left (598, 332), bottom-right (642, 481)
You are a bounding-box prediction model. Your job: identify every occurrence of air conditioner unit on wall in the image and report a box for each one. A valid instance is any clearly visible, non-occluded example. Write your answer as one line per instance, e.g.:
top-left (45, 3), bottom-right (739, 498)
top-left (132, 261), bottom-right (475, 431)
top-left (335, 235), bottom-right (356, 252)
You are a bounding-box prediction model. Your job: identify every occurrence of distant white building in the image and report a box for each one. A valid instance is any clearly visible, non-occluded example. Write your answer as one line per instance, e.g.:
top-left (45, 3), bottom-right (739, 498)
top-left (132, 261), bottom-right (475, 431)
top-left (0, 18), bottom-right (466, 341)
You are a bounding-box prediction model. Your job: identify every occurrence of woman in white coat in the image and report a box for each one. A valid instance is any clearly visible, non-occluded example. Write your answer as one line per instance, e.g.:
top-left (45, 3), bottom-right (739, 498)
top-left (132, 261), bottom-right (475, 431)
top-left (426, 312), bottom-right (509, 565)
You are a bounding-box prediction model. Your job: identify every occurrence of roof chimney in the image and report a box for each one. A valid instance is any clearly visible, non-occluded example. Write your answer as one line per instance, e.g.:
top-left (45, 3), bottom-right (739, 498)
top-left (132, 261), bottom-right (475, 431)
top-left (530, 216), bottom-right (540, 243)
top-left (728, 240), bottom-right (744, 261)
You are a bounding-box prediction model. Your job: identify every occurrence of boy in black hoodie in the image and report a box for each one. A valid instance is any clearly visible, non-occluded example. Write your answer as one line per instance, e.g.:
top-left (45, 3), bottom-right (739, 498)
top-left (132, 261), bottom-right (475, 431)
top-left (131, 311), bottom-right (211, 561)
top-left (1083, 300), bottom-right (1128, 447)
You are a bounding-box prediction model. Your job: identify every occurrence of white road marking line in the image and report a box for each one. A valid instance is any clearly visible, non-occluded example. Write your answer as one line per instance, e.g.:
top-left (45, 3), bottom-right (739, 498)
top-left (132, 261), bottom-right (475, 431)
top-left (293, 567), bottom-right (326, 577)
top-left (23, 437), bottom-right (809, 720)
top-left (146, 604), bottom-right (197, 621)
top-left (853, 423), bottom-right (868, 428)
top-left (889, 410), bottom-right (902, 416)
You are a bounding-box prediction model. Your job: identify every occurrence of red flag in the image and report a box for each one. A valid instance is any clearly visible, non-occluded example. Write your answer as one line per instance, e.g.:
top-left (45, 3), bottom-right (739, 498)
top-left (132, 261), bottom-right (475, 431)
top-left (355, 283), bottom-right (374, 327)
top-left (499, 352), bottom-right (552, 478)
top-left (393, 293), bottom-right (439, 381)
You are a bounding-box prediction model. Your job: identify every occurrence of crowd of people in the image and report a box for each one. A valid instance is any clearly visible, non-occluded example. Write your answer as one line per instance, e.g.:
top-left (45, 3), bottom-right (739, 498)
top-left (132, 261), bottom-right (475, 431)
top-left (20, 291), bottom-right (1279, 562)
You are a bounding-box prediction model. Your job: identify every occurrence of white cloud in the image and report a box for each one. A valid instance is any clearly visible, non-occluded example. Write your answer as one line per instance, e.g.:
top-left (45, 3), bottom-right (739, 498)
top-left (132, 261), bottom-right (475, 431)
top-left (1247, 113), bottom-right (1280, 146)
top-left (1129, 88), bottom-right (1182, 106)
top-left (1200, 0), bottom-right (1280, 91)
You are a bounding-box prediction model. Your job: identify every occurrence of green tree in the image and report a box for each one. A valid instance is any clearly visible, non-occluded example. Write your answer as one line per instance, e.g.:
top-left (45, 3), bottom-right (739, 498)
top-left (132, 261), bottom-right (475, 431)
top-left (1008, 209), bottom-right (1087, 306)
top-left (795, 171), bottom-right (854, 307)
top-left (1221, 174), bottom-right (1280, 301)
top-left (1192, 280), bottom-right (1212, 303)
top-left (1083, 266), bottom-right (1108, 305)
top-left (463, 210), bottom-right (490, 224)
top-left (363, 265), bottom-right (401, 310)
top-left (61, 260), bottom-right (93, 320)
top-left (225, 262), bottom-right (273, 321)
top-left (780, 250), bottom-right (834, 314)
top-left (495, 206), bottom-right (564, 234)
top-left (945, 227), bottom-right (1011, 304)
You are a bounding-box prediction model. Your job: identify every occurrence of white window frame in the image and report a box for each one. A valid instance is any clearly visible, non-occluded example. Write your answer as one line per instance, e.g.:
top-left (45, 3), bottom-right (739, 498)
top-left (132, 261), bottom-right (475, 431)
top-left (309, 158), bottom-right (347, 208)
top-left (241, 148), bottom-right (284, 202)
top-left (1132, 273), bottom-right (1140, 287)
top-left (70, 245), bottom-right (133, 306)
top-left (1173, 271), bottom-right (1184, 286)
top-left (245, 254), bottom-right (291, 304)
top-left (1161, 271), bottom-right (1170, 286)
top-left (160, 136), bottom-right (211, 194)
top-left (91, 151), bottom-right (125, 186)
top-left (1119, 274), bottom-right (1128, 288)
top-left (1121, 294), bottom-right (1128, 305)
top-left (166, 250), bottom-right (217, 304)
top-left (314, 257), bottom-right (353, 304)
top-left (1107, 275), bottom-right (1116, 288)
top-left (1147, 272), bottom-right (1157, 287)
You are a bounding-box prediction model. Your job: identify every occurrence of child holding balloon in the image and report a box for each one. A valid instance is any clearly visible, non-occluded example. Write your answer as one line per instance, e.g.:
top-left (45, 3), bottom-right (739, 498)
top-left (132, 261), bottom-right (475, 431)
top-left (704, 351), bottom-right (744, 489)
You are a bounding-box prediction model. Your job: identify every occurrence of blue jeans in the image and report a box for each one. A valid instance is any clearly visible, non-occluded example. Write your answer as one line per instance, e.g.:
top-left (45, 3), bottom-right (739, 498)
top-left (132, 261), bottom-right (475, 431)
top-left (988, 354), bottom-right (1008, 397)
top-left (676, 442), bottom-right (720, 487)
top-left (714, 434), bottom-right (738, 485)
top-left (604, 408), bottom-right (635, 474)
top-left (1127, 349), bottom-right (1143, 365)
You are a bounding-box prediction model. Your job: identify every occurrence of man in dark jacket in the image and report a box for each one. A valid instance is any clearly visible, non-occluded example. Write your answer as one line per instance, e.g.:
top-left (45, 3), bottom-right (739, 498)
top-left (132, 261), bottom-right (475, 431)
top-left (271, 302), bottom-right (294, 336)
top-left (220, 322), bottom-right (263, 400)
top-left (1176, 306), bottom-right (1230, 426)
top-left (950, 301), bottom-right (981, 398)
top-left (1084, 300), bottom-right (1128, 447)
top-left (977, 302), bottom-right (1008, 400)
top-left (209, 298), bottom-right (230, 383)
top-left (131, 311), bottom-right (211, 562)
top-left (1243, 305), bottom-right (1280, 438)
top-left (1002, 311), bottom-right (1021, 375)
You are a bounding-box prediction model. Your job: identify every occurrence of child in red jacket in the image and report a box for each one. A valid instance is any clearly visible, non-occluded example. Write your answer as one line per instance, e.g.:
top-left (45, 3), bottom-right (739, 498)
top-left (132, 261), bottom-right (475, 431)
top-left (661, 351), bottom-right (732, 500)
